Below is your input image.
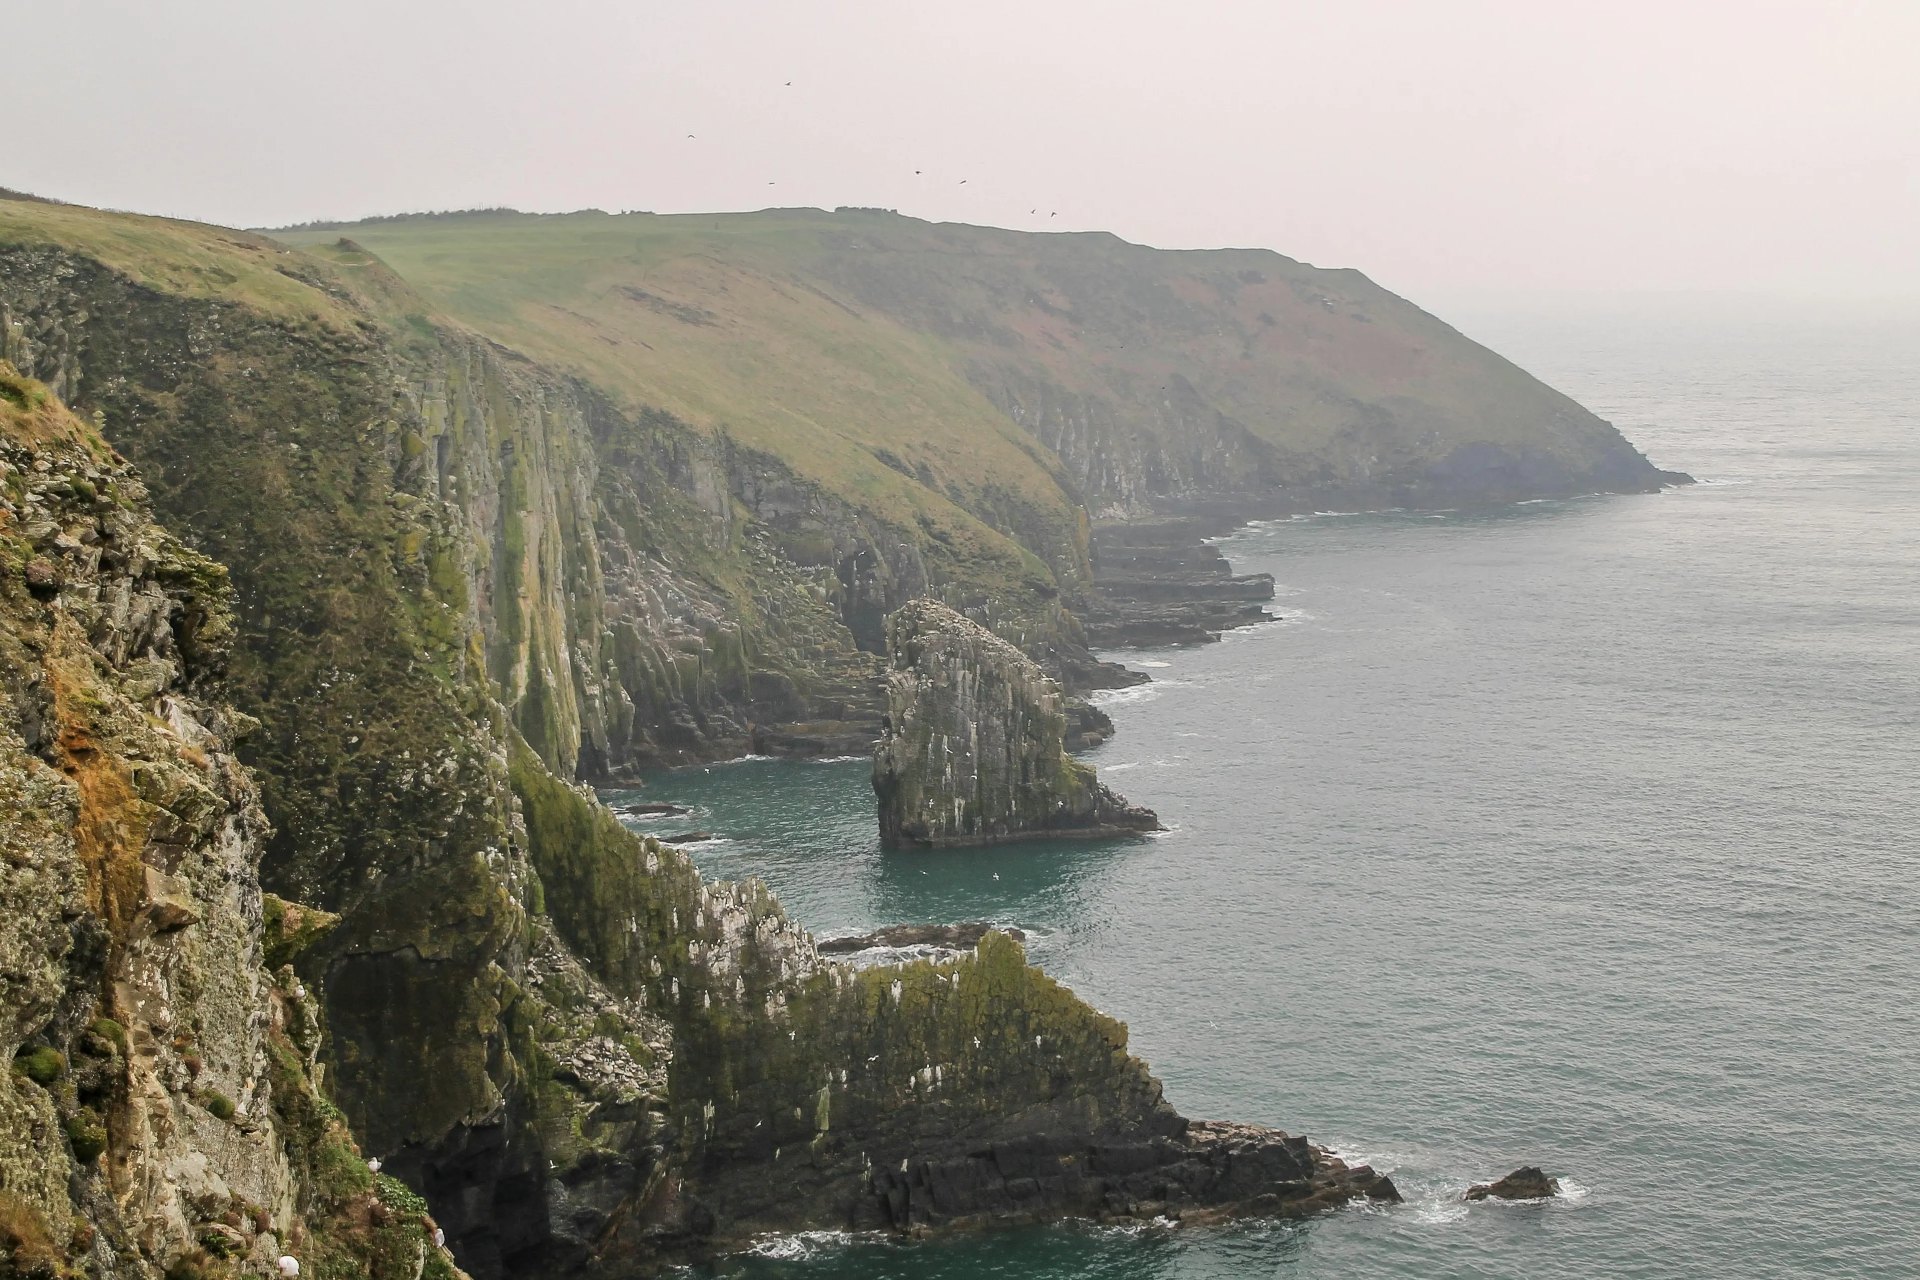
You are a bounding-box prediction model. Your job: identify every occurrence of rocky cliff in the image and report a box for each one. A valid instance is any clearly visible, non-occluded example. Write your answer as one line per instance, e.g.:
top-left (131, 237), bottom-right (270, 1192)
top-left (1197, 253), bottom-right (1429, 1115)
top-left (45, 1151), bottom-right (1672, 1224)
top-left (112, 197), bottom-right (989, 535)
top-left (0, 365), bottom-right (454, 1280)
top-left (873, 600), bottom-right (1158, 848)
top-left (0, 197), bottom-right (1403, 1275)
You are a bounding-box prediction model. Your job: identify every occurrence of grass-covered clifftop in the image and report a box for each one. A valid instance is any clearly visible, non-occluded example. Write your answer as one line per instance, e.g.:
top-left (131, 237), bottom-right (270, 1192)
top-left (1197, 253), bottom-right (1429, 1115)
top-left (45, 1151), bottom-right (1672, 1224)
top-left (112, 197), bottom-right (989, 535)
top-left (272, 207), bottom-right (1678, 516)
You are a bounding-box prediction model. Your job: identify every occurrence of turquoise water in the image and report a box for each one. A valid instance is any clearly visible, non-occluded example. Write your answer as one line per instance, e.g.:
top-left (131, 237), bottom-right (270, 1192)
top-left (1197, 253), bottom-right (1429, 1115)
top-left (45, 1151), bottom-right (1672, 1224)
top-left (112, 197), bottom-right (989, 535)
top-left (621, 297), bottom-right (1920, 1278)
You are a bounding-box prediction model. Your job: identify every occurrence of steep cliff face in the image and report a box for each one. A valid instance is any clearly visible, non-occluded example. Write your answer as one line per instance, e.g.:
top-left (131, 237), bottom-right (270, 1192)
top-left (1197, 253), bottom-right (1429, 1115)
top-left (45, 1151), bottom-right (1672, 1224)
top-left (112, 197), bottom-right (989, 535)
top-left (873, 601), bottom-right (1158, 848)
top-left (0, 366), bottom-right (453, 1280)
top-left (0, 201), bottom-right (1393, 1275)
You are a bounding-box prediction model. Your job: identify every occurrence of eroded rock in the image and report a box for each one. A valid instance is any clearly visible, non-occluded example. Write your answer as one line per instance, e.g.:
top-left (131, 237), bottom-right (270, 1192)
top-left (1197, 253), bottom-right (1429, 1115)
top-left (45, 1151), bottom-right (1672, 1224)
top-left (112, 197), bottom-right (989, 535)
top-left (872, 600), bottom-right (1159, 848)
top-left (1466, 1166), bottom-right (1560, 1201)
top-left (0, 366), bottom-right (462, 1280)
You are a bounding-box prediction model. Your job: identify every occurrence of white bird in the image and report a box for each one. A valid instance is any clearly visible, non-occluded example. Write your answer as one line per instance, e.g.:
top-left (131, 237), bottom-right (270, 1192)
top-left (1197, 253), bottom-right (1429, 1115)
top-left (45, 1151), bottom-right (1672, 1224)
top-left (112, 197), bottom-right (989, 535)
top-left (432, 1229), bottom-right (445, 1249)
top-left (366, 1157), bottom-right (381, 1174)
top-left (992, 873), bottom-right (1000, 880)
top-left (278, 1258), bottom-right (300, 1279)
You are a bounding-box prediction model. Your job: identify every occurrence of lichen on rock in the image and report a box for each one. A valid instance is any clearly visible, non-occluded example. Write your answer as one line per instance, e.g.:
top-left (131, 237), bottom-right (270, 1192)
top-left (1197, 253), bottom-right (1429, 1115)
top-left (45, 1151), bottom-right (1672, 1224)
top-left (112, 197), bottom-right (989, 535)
top-left (0, 365), bottom-right (463, 1280)
top-left (872, 600), bottom-right (1158, 848)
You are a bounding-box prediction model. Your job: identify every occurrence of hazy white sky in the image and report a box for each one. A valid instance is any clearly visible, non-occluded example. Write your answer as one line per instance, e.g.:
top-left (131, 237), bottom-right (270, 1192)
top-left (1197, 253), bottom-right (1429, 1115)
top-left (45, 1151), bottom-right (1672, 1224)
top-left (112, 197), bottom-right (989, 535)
top-left (13, 0), bottom-right (1919, 297)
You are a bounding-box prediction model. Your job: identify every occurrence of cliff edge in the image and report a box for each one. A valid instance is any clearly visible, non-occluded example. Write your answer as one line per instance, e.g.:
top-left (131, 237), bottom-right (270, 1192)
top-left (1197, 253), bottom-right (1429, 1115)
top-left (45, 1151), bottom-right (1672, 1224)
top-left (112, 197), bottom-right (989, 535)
top-left (873, 600), bottom-right (1158, 848)
top-left (0, 365), bottom-right (458, 1280)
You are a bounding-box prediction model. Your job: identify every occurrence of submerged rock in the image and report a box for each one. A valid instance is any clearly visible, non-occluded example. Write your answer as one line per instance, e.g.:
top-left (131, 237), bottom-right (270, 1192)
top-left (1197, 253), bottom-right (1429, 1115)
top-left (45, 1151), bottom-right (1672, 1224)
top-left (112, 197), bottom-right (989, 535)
top-left (615, 801), bottom-right (691, 818)
top-left (872, 600), bottom-right (1160, 848)
top-left (1466, 1166), bottom-right (1560, 1201)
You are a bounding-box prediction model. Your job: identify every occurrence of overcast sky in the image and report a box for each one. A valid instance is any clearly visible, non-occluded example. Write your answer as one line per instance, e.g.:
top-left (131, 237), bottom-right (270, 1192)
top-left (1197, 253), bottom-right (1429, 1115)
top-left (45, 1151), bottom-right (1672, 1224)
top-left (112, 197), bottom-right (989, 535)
top-left (13, 0), bottom-right (1918, 298)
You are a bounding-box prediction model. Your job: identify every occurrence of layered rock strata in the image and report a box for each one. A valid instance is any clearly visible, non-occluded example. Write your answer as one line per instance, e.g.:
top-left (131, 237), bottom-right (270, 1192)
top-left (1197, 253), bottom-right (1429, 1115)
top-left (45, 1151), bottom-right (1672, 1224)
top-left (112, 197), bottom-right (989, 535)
top-left (1086, 520), bottom-right (1276, 647)
top-left (0, 367), bottom-right (456, 1280)
top-left (873, 600), bottom-right (1159, 848)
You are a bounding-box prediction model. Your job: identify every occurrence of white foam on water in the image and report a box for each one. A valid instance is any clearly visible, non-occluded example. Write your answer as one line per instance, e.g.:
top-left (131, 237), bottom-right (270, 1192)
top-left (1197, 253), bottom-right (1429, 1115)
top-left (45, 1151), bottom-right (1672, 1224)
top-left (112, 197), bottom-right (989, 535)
top-left (1102, 761), bottom-right (1140, 772)
top-left (831, 936), bottom-right (1019, 969)
top-left (1411, 1199), bottom-right (1470, 1226)
top-left (739, 1229), bottom-right (867, 1260)
top-left (1088, 1215), bottom-right (1180, 1238)
top-left (807, 755), bottom-right (867, 764)
top-left (1137, 660), bottom-right (1173, 668)
top-left (1218, 614), bottom-right (1307, 642)
top-left (1090, 682), bottom-right (1178, 708)
top-left (1325, 1143), bottom-right (1378, 1169)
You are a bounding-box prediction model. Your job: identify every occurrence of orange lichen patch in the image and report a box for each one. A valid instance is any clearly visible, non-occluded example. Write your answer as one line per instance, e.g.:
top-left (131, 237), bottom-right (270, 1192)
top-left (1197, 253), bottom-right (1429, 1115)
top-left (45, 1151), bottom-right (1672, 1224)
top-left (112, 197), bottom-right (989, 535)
top-left (0, 362), bottom-right (112, 460)
top-left (45, 615), bottom-right (152, 932)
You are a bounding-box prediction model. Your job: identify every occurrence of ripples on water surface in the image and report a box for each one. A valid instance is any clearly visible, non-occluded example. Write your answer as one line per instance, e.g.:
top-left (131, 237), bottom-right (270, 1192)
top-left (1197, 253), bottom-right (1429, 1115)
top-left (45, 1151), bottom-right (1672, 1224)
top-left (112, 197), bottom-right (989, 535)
top-left (613, 296), bottom-right (1920, 1278)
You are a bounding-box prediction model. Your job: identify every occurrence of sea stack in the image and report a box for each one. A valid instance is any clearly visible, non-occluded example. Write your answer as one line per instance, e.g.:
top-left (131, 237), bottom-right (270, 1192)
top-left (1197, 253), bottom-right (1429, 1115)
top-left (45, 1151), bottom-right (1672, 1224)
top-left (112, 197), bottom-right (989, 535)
top-left (873, 599), bottom-right (1160, 848)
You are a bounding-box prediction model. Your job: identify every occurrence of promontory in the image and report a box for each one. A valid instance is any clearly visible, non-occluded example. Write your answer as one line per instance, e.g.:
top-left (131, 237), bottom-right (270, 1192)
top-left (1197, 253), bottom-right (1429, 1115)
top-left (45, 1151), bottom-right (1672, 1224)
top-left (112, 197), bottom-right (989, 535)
top-left (0, 190), bottom-right (1685, 1277)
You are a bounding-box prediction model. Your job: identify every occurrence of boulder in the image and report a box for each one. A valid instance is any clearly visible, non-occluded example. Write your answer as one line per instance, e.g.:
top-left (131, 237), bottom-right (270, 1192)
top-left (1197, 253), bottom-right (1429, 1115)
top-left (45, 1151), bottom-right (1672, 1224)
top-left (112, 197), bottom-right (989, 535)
top-left (872, 600), bottom-right (1160, 848)
top-left (1466, 1166), bottom-right (1560, 1201)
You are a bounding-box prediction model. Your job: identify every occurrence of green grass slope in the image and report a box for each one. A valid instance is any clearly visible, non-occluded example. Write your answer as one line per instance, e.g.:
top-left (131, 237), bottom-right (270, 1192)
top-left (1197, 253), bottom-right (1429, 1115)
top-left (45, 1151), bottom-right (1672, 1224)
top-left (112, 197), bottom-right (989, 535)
top-left (275, 210), bottom-right (1094, 590)
top-left (273, 207), bottom-right (1676, 516)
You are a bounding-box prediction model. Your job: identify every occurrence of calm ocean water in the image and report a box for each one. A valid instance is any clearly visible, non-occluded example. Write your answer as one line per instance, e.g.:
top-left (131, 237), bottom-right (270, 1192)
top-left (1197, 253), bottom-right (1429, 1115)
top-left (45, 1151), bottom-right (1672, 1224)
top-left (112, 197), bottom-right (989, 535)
top-left (621, 295), bottom-right (1920, 1278)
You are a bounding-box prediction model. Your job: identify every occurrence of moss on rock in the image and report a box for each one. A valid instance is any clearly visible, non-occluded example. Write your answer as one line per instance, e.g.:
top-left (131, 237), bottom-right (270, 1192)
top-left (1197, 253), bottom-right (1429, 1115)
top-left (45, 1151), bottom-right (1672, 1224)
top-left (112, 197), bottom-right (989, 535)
top-left (873, 600), bottom-right (1158, 847)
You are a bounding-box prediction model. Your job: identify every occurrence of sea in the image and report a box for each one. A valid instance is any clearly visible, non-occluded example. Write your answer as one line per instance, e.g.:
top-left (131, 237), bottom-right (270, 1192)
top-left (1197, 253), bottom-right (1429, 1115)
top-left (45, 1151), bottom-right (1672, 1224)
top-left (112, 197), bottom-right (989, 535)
top-left (613, 293), bottom-right (1920, 1279)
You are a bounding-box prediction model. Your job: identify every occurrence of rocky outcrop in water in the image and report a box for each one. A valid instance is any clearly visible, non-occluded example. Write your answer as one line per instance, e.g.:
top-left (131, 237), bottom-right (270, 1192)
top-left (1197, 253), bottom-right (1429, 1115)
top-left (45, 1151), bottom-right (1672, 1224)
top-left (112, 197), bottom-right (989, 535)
top-left (1466, 1166), bottom-right (1559, 1201)
top-left (865, 1112), bottom-right (1400, 1231)
top-left (872, 601), bottom-right (1159, 848)
top-left (817, 922), bottom-right (1027, 954)
top-left (1086, 520), bottom-right (1276, 647)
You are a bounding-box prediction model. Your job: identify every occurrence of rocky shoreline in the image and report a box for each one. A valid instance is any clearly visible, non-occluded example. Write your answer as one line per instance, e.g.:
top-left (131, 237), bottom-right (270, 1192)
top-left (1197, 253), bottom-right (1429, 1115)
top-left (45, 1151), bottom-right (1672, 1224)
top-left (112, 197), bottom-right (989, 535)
top-left (1086, 520), bottom-right (1277, 647)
